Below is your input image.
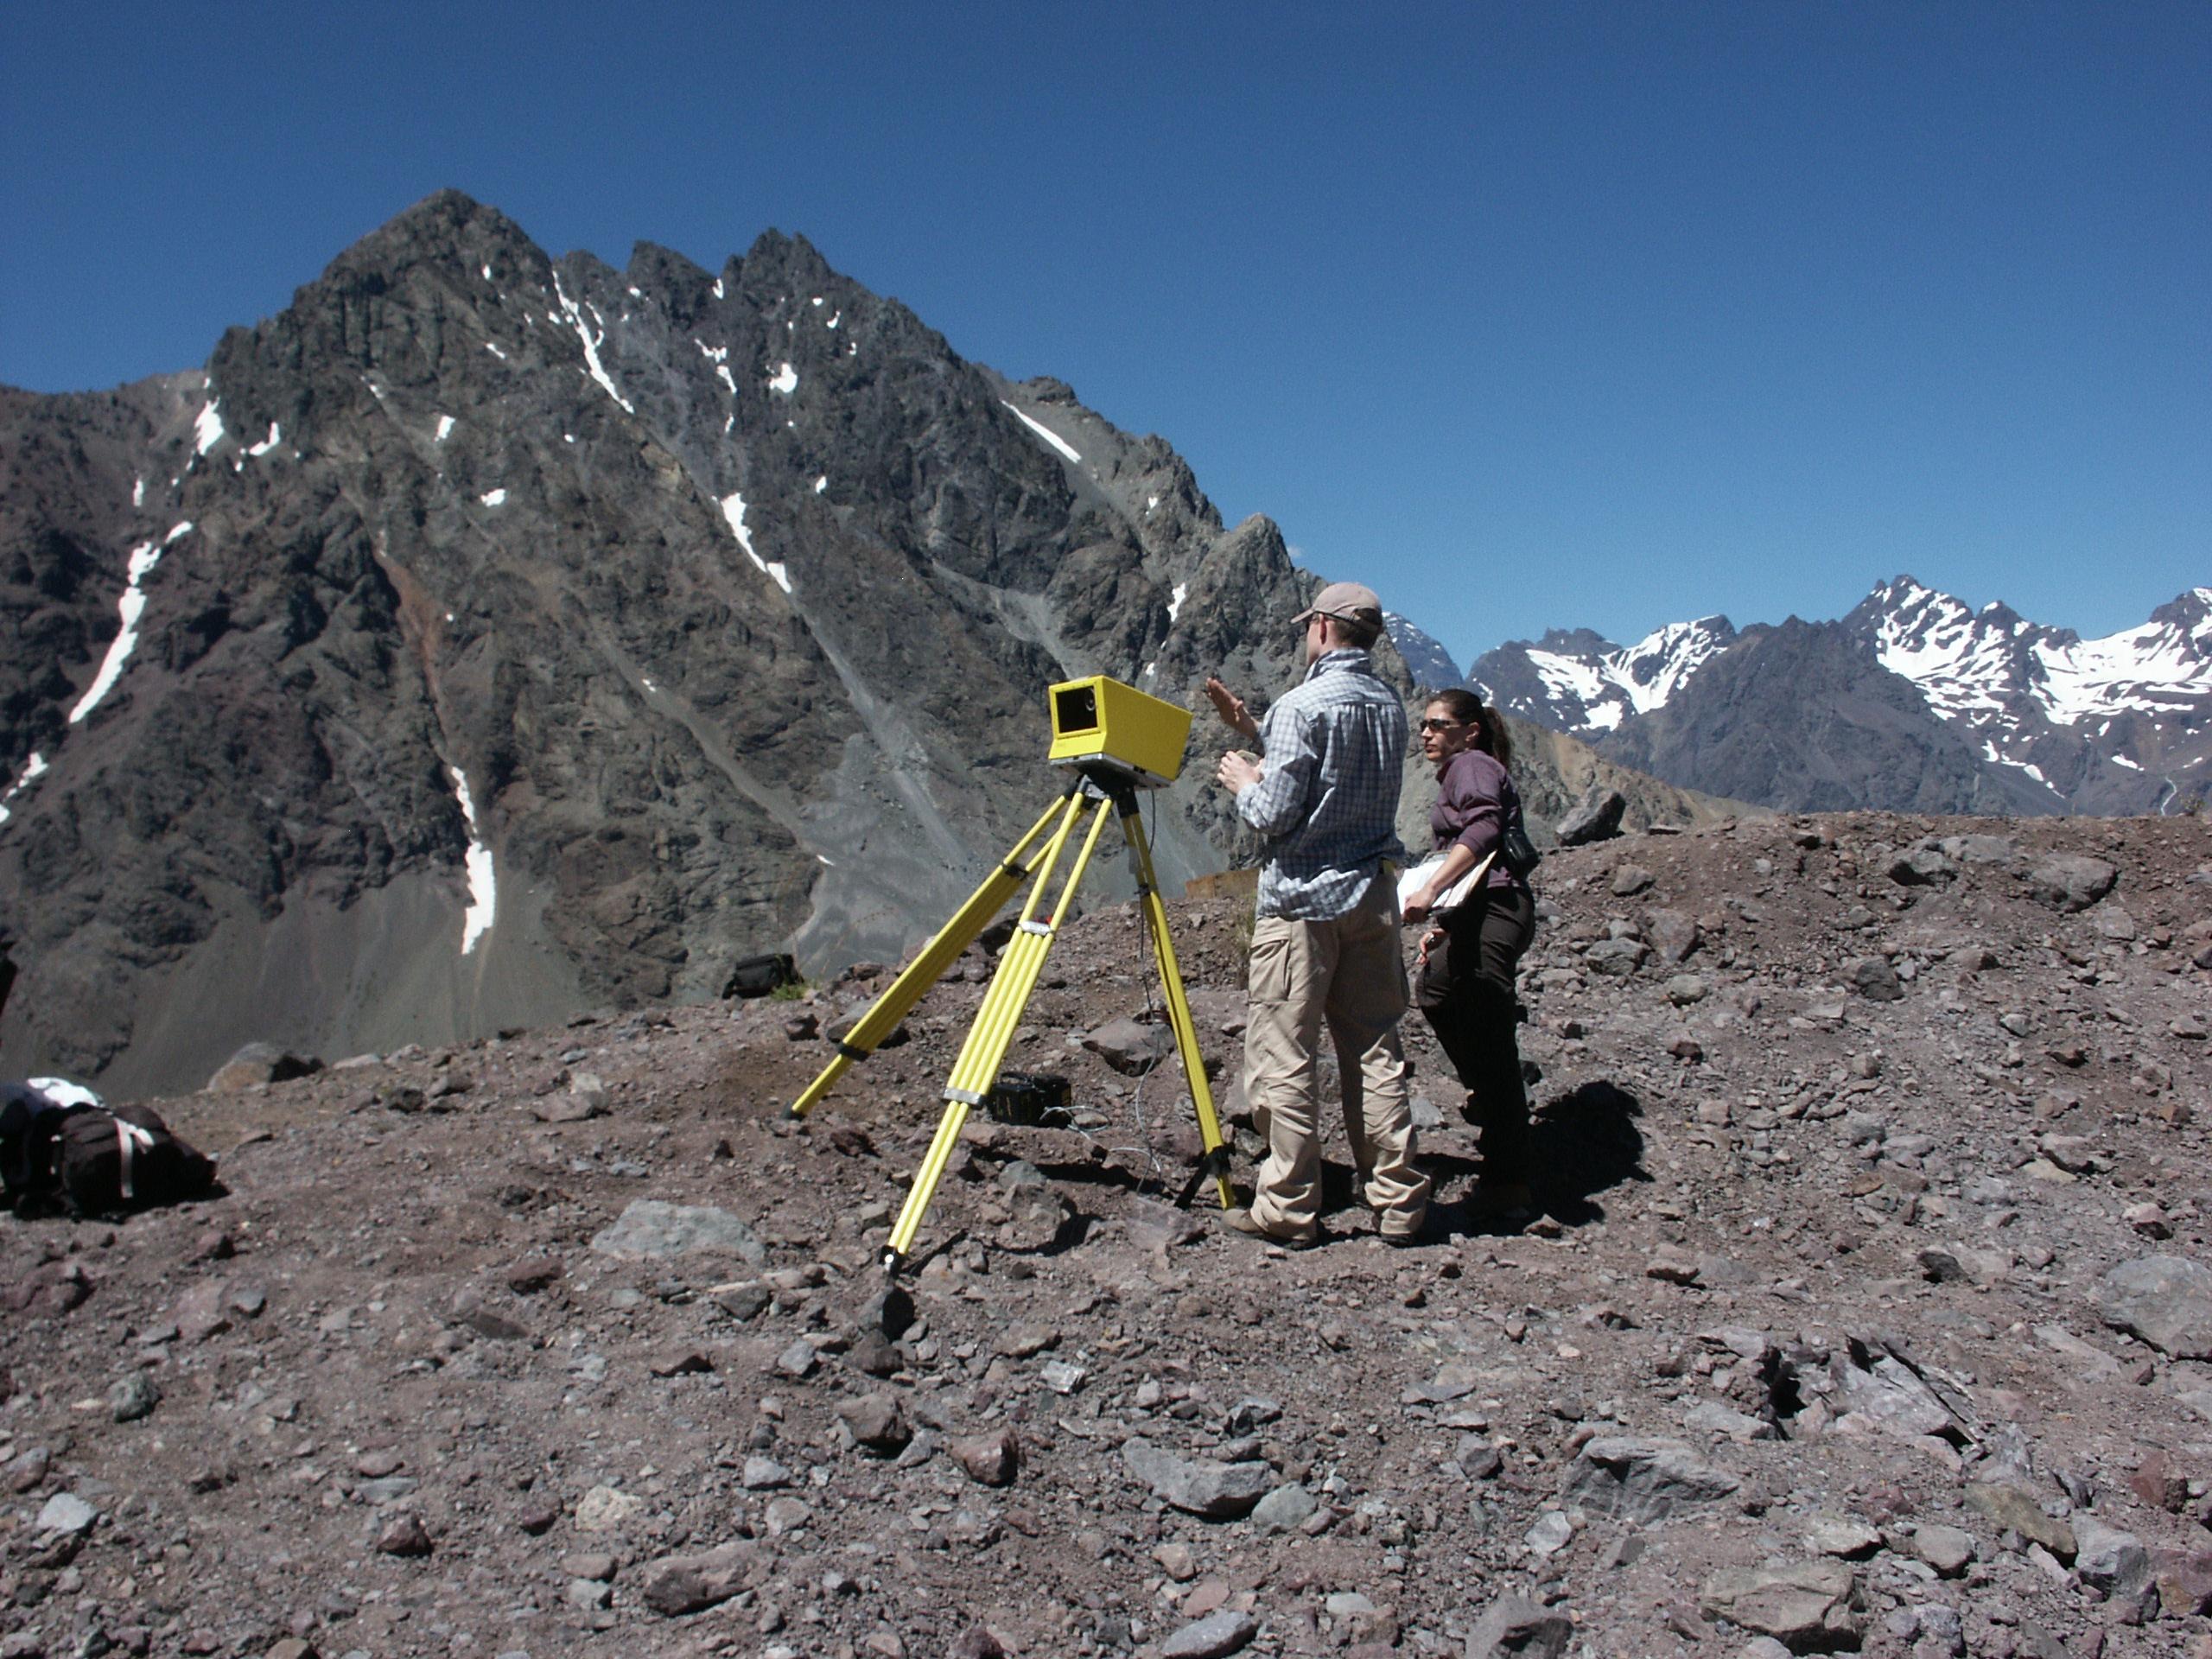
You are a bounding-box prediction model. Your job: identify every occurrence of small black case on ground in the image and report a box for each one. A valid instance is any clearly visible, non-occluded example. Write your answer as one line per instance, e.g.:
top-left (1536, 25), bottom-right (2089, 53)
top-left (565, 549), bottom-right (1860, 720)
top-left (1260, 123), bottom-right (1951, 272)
top-left (722, 952), bottom-right (798, 998)
top-left (987, 1072), bottom-right (1071, 1126)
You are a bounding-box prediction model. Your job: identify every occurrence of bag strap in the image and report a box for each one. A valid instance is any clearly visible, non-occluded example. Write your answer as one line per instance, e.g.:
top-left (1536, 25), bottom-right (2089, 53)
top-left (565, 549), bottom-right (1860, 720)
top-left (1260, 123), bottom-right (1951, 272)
top-left (115, 1119), bottom-right (156, 1203)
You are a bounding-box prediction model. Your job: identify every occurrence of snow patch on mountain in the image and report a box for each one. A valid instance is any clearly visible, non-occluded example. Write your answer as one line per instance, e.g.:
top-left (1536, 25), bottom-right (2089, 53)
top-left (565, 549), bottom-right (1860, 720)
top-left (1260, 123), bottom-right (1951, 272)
top-left (1001, 401), bottom-right (1081, 464)
top-left (1491, 617), bottom-right (1734, 732)
top-left (1526, 648), bottom-right (1606, 708)
top-left (1610, 620), bottom-right (1734, 715)
top-left (552, 272), bottom-right (636, 414)
top-left (69, 531), bottom-right (188, 726)
top-left (1868, 575), bottom-right (2212, 731)
top-left (448, 766), bottom-right (496, 956)
top-left (0, 752), bottom-right (48, 827)
top-left (719, 492), bottom-right (791, 594)
top-left (2035, 597), bottom-right (2212, 726)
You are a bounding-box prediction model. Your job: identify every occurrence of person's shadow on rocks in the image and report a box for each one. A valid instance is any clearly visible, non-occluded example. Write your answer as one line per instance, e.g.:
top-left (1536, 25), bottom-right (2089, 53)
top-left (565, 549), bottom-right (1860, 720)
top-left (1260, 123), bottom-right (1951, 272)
top-left (1528, 1080), bottom-right (1648, 1226)
top-left (1421, 1080), bottom-right (1649, 1239)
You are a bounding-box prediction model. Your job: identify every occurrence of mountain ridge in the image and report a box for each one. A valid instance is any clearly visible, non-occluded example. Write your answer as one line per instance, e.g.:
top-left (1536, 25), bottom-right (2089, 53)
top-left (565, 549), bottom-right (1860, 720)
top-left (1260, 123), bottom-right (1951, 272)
top-left (1464, 575), bottom-right (2210, 817)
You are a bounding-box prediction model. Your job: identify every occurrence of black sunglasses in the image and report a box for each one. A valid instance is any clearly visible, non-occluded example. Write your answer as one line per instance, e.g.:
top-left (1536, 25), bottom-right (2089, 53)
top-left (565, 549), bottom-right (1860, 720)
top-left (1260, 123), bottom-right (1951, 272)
top-left (1419, 716), bottom-right (1470, 733)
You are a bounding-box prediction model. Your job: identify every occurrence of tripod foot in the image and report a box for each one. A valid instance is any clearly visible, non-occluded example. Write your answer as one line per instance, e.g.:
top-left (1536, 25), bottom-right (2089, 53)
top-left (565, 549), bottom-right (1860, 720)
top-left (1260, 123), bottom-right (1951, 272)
top-left (859, 1282), bottom-right (914, 1340)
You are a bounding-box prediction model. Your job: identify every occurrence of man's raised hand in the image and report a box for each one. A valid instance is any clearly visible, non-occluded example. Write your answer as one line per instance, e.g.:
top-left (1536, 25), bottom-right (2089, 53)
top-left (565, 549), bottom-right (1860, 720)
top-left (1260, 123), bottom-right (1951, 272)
top-left (1204, 677), bottom-right (1258, 742)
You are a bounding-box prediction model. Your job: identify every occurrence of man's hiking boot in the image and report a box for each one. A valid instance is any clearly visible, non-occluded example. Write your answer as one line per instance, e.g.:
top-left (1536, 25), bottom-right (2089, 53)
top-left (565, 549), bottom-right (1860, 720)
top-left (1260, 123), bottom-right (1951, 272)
top-left (1220, 1207), bottom-right (1318, 1249)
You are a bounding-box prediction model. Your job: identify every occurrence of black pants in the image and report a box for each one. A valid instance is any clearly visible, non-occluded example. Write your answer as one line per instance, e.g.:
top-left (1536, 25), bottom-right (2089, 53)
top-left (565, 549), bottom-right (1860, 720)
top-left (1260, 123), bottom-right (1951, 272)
top-left (1414, 883), bottom-right (1535, 1184)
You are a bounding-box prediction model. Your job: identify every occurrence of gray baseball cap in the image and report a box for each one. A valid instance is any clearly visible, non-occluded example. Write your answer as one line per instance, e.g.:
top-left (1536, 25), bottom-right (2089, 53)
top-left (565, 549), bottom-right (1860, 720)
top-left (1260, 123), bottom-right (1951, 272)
top-left (1292, 581), bottom-right (1385, 632)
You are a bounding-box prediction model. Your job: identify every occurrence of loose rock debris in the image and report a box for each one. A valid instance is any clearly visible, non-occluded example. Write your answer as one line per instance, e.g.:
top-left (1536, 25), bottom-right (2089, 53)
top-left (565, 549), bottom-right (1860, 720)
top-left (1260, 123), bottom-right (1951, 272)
top-left (0, 811), bottom-right (2207, 1656)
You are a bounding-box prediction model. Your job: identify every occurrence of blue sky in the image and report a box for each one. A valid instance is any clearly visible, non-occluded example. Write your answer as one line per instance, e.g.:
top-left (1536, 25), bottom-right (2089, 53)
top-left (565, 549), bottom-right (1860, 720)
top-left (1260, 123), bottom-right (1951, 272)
top-left (3, 1), bottom-right (2204, 664)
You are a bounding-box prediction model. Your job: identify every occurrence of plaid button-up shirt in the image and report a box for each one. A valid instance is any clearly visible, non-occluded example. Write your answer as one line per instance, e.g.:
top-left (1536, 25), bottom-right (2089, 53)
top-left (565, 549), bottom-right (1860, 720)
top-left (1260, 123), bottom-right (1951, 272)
top-left (1235, 649), bottom-right (1408, 919)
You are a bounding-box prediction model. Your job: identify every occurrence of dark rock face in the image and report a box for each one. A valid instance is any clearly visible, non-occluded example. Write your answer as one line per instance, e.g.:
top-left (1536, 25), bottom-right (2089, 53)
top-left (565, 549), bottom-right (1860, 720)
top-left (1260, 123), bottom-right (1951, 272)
top-left (0, 193), bottom-right (1331, 1091)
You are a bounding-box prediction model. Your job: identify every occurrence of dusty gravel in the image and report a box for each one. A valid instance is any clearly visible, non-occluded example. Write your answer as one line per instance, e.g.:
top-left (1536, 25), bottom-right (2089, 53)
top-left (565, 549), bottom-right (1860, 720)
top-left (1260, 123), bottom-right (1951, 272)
top-left (1, 810), bottom-right (2209, 1659)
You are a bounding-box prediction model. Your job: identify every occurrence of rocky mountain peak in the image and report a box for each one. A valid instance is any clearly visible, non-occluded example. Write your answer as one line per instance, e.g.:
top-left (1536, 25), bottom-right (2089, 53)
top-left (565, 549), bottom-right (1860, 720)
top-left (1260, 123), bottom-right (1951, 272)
top-left (6, 194), bottom-right (1495, 1091)
top-left (1471, 615), bottom-right (1735, 736)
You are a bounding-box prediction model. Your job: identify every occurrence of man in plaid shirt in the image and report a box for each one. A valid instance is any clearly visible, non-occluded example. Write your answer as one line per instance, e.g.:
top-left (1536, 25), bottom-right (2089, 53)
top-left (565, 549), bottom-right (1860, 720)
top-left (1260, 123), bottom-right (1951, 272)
top-left (1207, 582), bottom-right (1429, 1247)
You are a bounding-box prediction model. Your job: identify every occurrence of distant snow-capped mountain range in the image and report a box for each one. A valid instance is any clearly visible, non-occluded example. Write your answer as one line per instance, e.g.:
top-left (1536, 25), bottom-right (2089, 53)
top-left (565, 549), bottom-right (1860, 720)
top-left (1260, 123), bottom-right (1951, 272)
top-left (1389, 577), bottom-right (2210, 816)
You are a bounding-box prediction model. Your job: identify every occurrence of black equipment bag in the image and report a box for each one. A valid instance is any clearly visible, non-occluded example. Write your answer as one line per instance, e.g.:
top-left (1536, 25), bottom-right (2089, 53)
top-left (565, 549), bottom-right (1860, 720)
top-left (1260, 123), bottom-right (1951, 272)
top-left (722, 952), bottom-right (798, 998)
top-left (987, 1072), bottom-right (1072, 1126)
top-left (1, 1084), bottom-right (216, 1218)
top-left (1, 1084), bottom-right (82, 1209)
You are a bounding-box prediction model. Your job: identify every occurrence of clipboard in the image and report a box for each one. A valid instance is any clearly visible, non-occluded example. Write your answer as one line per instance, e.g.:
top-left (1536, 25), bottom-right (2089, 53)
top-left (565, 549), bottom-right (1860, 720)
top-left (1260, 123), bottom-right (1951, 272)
top-left (1395, 849), bottom-right (1497, 916)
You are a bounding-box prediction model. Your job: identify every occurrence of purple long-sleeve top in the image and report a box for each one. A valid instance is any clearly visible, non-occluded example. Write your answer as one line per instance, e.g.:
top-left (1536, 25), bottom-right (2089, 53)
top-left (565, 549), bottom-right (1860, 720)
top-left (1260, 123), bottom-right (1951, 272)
top-left (1429, 749), bottom-right (1527, 891)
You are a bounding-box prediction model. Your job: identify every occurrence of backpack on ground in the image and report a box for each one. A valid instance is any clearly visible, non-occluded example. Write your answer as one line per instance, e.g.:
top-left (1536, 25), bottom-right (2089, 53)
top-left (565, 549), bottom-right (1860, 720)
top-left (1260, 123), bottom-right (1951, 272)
top-left (722, 952), bottom-right (798, 998)
top-left (0, 1082), bottom-right (218, 1218)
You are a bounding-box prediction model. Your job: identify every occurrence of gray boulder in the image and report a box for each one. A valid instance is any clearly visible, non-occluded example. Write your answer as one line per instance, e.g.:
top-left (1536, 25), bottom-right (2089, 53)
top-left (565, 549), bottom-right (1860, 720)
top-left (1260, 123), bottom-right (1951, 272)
top-left (1082, 1015), bottom-right (1176, 1075)
top-left (1887, 849), bottom-right (1955, 886)
top-left (1645, 908), bottom-right (1701, 964)
top-left (1700, 1561), bottom-right (1861, 1651)
top-left (637, 1541), bottom-right (755, 1616)
top-left (835, 1393), bottom-right (912, 1456)
top-left (590, 1201), bottom-right (766, 1266)
top-left (35, 1492), bottom-right (98, 1535)
top-left (1161, 1609), bottom-right (1257, 1658)
top-left (206, 1042), bottom-right (322, 1092)
top-left (2094, 1255), bottom-right (2212, 1358)
top-left (1121, 1436), bottom-right (1274, 1518)
top-left (1964, 1482), bottom-right (2075, 1559)
top-left (1465, 1595), bottom-right (1572, 1657)
top-left (1584, 938), bottom-right (1647, 978)
top-left (1556, 788), bottom-right (1627, 846)
top-left (2071, 1516), bottom-right (2150, 1595)
top-left (1938, 833), bottom-right (2017, 866)
top-left (1845, 957), bottom-right (1903, 1001)
top-left (2026, 854), bottom-right (2118, 912)
top-left (1249, 1483), bottom-right (1318, 1534)
top-left (1562, 1437), bottom-right (1740, 1523)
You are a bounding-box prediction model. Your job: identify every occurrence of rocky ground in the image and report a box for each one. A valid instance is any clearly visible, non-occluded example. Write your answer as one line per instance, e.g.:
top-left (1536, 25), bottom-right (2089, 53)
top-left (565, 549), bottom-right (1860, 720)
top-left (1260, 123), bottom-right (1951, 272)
top-left (1, 810), bottom-right (2209, 1659)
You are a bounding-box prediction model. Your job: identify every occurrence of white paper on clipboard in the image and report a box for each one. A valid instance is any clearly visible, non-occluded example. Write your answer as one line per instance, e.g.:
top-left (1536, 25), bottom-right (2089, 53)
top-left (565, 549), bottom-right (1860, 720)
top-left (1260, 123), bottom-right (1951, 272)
top-left (1395, 849), bottom-right (1497, 916)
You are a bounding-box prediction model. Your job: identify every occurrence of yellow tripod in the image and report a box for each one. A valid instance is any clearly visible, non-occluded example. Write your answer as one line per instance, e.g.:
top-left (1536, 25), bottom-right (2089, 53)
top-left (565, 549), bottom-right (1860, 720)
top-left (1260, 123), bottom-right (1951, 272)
top-left (789, 769), bottom-right (1236, 1275)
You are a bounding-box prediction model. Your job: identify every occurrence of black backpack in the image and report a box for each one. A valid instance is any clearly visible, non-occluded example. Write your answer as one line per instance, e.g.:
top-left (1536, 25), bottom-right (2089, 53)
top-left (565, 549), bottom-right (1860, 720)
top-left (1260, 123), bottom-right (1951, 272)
top-left (0, 1083), bottom-right (218, 1218)
top-left (722, 952), bottom-right (798, 998)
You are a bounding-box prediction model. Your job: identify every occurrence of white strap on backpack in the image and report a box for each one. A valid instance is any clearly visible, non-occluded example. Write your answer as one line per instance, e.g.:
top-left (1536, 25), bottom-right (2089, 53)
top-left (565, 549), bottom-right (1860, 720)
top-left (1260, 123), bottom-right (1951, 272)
top-left (115, 1119), bottom-right (156, 1202)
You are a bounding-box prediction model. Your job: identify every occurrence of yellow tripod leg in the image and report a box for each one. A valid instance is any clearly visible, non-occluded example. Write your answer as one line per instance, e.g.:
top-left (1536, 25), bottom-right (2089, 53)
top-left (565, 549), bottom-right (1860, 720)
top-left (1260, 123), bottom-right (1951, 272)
top-left (944, 794), bottom-right (1112, 1103)
top-left (788, 791), bottom-right (1076, 1118)
top-left (882, 1097), bottom-right (975, 1270)
top-left (884, 792), bottom-right (1116, 1270)
top-left (1117, 796), bottom-right (1236, 1210)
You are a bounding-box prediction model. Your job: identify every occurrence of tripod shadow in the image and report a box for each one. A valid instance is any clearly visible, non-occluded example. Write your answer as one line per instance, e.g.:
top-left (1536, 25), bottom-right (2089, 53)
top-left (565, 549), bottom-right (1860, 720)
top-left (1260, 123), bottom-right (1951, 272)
top-left (1424, 1079), bottom-right (1649, 1238)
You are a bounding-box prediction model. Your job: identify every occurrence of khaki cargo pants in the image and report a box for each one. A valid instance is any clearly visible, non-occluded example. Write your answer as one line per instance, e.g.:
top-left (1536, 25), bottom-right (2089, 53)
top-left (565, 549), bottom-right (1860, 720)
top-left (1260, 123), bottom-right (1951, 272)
top-left (1243, 874), bottom-right (1429, 1240)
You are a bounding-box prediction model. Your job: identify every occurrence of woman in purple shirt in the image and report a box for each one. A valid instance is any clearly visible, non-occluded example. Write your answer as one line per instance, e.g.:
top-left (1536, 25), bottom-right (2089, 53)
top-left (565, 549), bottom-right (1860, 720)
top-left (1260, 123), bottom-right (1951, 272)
top-left (1399, 688), bottom-right (1538, 1217)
